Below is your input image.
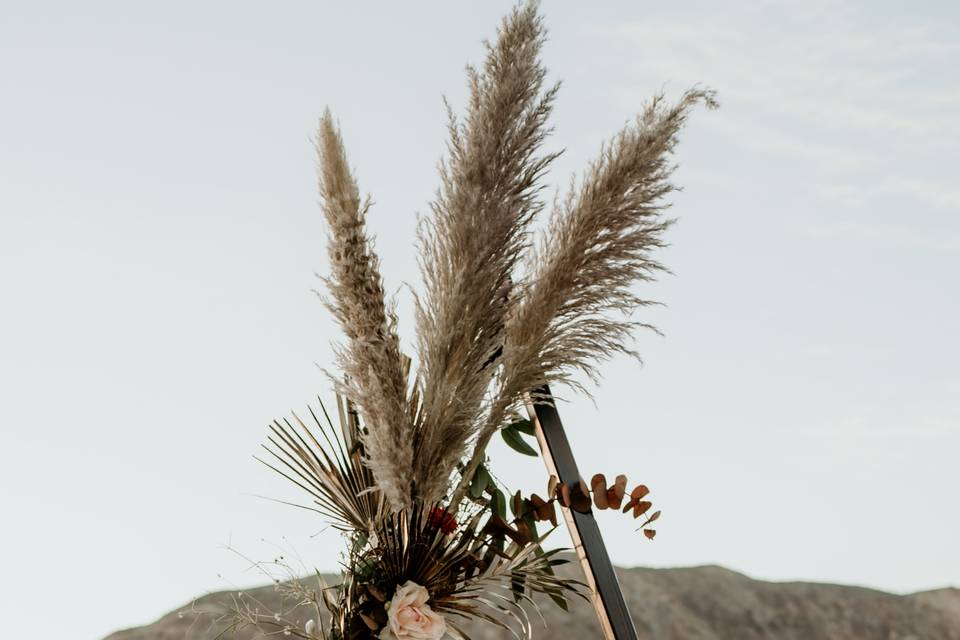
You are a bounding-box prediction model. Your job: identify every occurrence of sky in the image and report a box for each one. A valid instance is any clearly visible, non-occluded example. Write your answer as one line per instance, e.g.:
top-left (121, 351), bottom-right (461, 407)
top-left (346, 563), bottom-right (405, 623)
top-left (1, 1), bottom-right (958, 638)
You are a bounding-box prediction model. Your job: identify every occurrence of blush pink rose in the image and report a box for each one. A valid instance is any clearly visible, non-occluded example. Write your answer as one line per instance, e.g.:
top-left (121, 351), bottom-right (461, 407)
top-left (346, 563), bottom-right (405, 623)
top-left (381, 581), bottom-right (447, 640)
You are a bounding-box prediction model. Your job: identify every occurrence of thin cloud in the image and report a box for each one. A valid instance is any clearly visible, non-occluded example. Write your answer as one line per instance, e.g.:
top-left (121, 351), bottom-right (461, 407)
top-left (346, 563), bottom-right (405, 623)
top-left (587, 5), bottom-right (959, 226)
top-left (794, 220), bottom-right (960, 251)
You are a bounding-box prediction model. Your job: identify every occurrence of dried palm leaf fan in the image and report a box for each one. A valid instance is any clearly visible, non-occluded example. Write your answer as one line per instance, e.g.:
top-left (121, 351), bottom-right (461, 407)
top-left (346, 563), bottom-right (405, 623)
top-left (251, 2), bottom-right (715, 639)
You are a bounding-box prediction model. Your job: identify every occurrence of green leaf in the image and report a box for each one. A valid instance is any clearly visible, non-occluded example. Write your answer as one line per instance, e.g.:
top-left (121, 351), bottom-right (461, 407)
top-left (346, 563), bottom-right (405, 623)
top-left (501, 425), bottom-right (538, 456)
top-left (490, 488), bottom-right (507, 520)
top-left (355, 557), bottom-right (375, 581)
top-left (350, 533), bottom-right (368, 554)
top-left (509, 418), bottom-right (535, 436)
top-left (469, 464), bottom-right (491, 499)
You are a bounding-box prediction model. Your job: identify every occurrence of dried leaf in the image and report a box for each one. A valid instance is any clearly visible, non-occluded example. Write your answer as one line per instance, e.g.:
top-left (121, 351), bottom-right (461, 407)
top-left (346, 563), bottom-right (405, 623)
top-left (483, 514), bottom-right (525, 545)
top-left (606, 487), bottom-right (619, 509)
top-left (570, 479), bottom-right (592, 514)
top-left (530, 493), bottom-right (557, 526)
top-left (591, 474), bottom-right (609, 509)
top-left (644, 529), bottom-right (657, 540)
top-left (359, 613), bottom-right (379, 631)
top-left (515, 518), bottom-right (535, 545)
top-left (547, 474), bottom-right (560, 499)
top-left (609, 475), bottom-right (627, 509)
top-left (559, 483), bottom-right (572, 508)
top-left (632, 500), bottom-right (652, 519)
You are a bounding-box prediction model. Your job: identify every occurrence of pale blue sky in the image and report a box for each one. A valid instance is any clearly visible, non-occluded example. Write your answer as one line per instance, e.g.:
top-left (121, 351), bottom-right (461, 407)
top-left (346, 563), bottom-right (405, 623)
top-left (1, 2), bottom-right (957, 638)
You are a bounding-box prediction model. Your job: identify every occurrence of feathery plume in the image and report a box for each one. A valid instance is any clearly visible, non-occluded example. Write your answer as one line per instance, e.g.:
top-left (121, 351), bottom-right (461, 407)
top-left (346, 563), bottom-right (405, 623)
top-left (504, 88), bottom-right (717, 413)
top-left (413, 0), bottom-right (560, 503)
top-left (316, 111), bottom-right (413, 511)
top-left (452, 89), bottom-right (717, 503)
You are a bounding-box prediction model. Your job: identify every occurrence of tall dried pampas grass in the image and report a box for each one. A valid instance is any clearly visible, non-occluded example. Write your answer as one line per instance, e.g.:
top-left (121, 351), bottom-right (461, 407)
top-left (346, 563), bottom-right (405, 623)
top-left (450, 88), bottom-right (718, 506)
top-left (412, 1), bottom-right (560, 504)
top-left (506, 88), bottom-right (718, 403)
top-left (316, 112), bottom-right (414, 511)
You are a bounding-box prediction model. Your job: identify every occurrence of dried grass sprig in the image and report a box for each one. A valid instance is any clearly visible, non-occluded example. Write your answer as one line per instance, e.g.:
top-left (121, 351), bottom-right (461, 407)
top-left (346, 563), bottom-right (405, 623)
top-left (413, 0), bottom-right (560, 504)
top-left (452, 89), bottom-right (718, 505)
top-left (503, 87), bottom-right (718, 401)
top-left (316, 113), bottom-right (414, 511)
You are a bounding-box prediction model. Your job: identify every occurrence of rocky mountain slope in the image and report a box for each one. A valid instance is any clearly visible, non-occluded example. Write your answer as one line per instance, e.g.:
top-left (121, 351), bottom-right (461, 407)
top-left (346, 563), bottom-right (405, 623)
top-left (105, 564), bottom-right (960, 639)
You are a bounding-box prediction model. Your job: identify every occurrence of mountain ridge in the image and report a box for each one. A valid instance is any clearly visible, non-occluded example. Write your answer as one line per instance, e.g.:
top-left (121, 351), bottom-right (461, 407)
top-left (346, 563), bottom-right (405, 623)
top-left (105, 564), bottom-right (960, 639)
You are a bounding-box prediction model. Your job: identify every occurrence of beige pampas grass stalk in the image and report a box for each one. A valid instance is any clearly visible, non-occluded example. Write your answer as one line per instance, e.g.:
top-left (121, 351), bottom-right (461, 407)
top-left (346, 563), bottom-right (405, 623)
top-left (316, 111), bottom-right (414, 511)
top-left (505, 88), bottom-right (719, 396)
top-left (412, 1), bottom-right (560, 504)
top-left (452, 88), bottom-right (718, 506)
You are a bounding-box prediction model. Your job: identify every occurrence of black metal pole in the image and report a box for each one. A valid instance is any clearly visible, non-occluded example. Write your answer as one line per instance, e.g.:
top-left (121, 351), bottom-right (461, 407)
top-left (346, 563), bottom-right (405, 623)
top-left (531, 385), bottom-right (639, 640)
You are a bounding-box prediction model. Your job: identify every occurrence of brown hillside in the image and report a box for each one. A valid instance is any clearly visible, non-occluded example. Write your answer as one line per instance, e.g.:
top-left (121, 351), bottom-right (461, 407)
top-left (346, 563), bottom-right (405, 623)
top-left (105, 565), bottom-right (960, 640)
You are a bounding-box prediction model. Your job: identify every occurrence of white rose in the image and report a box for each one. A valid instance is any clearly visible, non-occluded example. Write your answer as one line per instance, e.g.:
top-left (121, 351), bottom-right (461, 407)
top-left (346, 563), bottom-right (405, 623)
top-left (380, 581), bottom-right (447, 640)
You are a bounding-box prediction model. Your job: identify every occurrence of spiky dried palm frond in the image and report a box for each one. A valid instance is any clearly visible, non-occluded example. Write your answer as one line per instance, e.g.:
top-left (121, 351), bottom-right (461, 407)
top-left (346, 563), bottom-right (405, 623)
top-left (316, 112), bottom-right (414, 511)
top-left (414, 0), bottom-right (560, 504)
top-left (436, 544), bottom-right (584, 640)
top-left (480, 88), bottom-right (719, 445)
top-left (258, 395), bottom-right (383, 533)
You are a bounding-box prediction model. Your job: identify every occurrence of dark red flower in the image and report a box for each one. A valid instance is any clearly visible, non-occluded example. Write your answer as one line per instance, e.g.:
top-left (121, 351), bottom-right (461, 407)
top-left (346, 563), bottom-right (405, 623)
top-left (428, 507), bottom-right (457, 534)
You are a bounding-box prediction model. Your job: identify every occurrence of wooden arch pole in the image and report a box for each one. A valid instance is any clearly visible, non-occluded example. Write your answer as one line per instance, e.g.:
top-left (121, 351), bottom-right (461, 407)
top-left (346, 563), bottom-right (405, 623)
top-left (526, 386), bottom-right (640, 640)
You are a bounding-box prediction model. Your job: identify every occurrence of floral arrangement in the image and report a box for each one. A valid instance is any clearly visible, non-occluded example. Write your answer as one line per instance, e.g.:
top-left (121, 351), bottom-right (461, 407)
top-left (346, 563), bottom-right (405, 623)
top-left (232, 2), bottom-right (714, 639)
